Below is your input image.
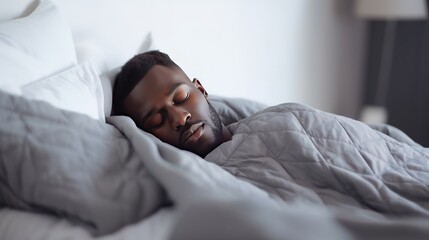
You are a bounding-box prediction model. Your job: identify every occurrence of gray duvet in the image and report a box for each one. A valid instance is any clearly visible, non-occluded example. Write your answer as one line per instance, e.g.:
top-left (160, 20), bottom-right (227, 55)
top-left (206, 103), bottom-right (429, 216)
top-left (2, 90), bottom-right (429, 239)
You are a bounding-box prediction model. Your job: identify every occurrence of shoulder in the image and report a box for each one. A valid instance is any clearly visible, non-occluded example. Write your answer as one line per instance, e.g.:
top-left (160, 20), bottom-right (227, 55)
top-left (241, 102), bottom-right (321, 120)
top-left (227, 102), bottom-right (331, 135)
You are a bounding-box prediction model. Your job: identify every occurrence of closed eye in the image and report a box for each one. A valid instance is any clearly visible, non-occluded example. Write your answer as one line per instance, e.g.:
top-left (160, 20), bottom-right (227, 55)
top-left (147, 112), bottom-right (164, 129)
top-left (173, 91), bottom-right (189, 104)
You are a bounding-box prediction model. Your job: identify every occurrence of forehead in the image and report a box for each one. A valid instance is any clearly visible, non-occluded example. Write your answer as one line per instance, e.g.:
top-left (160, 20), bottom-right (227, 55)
top-left (123, 65), bottom-right (190, 112)
top-left (137, 64), bottom-right (187, 91)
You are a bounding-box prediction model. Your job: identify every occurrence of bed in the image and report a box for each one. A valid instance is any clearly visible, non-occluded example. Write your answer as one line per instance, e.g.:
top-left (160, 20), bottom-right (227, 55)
top-left (2, 0), bottom-right (429, 239)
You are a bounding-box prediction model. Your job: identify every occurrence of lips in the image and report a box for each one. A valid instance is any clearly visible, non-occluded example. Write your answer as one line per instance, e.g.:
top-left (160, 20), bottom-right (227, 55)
top-left (181, 122), bottom-right (204, 145)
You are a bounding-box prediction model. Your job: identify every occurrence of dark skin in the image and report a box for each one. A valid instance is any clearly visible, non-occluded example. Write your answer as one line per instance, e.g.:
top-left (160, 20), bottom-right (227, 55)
top-left (123, 65), bottom-right (232, 157)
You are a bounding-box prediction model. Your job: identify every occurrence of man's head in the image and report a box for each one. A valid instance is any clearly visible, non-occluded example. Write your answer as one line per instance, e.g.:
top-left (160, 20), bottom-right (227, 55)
top-left (113, 50), bottom-right (231, 157)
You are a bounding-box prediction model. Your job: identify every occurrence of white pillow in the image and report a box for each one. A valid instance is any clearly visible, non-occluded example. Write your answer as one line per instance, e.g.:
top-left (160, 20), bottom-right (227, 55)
top-left (100, 67), bottom-right (121, 117)
top-left (0, 0), bottom-right (76, 91)
top-left (21, 61), bottom-right (105, 122)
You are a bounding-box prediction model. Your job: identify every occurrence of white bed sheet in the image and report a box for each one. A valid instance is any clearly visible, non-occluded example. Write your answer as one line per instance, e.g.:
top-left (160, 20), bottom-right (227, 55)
top-left (0, 207), bottom-right (175, 240)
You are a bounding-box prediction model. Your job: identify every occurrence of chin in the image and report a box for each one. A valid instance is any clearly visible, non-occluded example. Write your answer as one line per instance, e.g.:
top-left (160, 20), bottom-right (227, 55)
top-left (193, 149), bottom-right (208, 158)
top-left (187, 145), bottom-right (209, 158)
top-left (198, 144), bottom-right (218, 158)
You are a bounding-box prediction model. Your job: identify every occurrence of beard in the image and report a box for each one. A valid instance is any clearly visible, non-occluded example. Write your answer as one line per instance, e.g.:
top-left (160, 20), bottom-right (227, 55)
top-left (179, 99), bottom-right (226, 158)
top-left (205, 100), bottom-right (224, 153)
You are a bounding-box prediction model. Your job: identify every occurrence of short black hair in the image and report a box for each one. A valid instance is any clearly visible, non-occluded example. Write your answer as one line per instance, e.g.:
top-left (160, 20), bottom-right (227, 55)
top-left (112, 50), bottom-right (179, 115)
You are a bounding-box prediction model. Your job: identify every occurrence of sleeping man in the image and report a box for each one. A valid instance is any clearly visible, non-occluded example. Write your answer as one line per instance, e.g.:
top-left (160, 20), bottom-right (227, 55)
top-left (113, 50), bottom-right (429, 216)
top-left (112, 50), bottom-right (232, 158)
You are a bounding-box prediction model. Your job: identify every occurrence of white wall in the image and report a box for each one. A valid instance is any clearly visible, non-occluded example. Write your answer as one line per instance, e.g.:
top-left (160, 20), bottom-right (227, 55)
top-left (155, 0), bottom-right (364, 116)
top-left (292, 1), bottom-right (367, 117)
top-left (152, 0), bottom-right (303, 110)
top-left (151, 0), bottom-right (366, 117)
top-left (1, 0), bottom-right (366, 118)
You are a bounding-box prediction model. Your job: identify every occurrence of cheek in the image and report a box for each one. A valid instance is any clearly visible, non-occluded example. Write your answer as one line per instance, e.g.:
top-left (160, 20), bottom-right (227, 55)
top-left (190, 94), bottom-right (210, 118)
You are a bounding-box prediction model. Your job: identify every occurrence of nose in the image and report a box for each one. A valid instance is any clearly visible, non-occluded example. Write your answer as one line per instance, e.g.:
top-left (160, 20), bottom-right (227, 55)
top-left (169, 107), bottom-right (191, 131)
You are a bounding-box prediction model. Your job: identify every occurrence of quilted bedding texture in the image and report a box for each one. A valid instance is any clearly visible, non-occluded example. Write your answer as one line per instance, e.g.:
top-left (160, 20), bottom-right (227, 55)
top-left (206, 103), bottom-right (429, 216)
top-left (3, 90), bottom-right (429, 239)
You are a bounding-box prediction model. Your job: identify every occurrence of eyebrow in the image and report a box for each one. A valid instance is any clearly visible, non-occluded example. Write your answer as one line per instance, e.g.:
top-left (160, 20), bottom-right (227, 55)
top-left (166, 82), bottom-right (185, 96)
top-left (141, 82), bottom-right (185, 126)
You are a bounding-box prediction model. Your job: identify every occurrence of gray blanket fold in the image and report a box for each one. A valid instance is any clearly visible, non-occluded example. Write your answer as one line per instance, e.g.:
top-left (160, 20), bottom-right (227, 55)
top-left (0, 91), bottom-right (166, 235)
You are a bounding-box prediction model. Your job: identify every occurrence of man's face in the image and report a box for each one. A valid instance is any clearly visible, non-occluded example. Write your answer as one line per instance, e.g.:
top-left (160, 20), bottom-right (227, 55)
top-left (123, 65), bottom-right (224, 157)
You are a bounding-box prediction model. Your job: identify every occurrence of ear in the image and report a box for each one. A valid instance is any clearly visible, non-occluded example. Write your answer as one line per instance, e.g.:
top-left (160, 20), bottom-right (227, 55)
top-left (192, 78), bottom-right (208, 98)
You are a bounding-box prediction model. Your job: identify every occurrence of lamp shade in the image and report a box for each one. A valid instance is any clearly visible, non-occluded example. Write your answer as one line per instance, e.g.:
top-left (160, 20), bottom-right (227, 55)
top-left (355, 0), bottom-right (427, 20)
